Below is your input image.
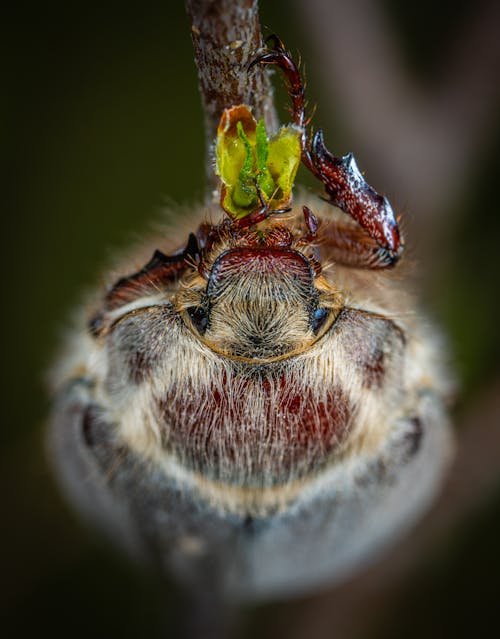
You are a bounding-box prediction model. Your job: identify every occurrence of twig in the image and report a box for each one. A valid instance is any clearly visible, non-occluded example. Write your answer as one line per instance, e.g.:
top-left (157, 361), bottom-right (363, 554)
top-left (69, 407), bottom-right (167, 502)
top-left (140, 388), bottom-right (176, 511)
top-left (185, 0), bottom-right (278, 198)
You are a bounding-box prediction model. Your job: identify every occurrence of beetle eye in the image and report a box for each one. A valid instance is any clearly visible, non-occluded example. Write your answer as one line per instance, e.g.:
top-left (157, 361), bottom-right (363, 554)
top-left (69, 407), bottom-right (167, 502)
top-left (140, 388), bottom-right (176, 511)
top-left (311, 307), bottom-right (329, 334)
top-left (186, 306), bottom-right (209, 335)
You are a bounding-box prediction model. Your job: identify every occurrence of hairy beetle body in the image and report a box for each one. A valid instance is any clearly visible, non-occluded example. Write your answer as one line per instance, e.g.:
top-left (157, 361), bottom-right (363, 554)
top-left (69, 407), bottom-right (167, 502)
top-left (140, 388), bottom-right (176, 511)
top-left (49, 36), bottom-right (453, 601)
top-left (49, 199), bottom-right (452, 600)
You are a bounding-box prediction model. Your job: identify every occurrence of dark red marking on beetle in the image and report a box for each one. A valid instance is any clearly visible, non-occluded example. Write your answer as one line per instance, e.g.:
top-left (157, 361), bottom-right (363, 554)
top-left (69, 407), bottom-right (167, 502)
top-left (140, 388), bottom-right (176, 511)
top-left (206, 247), bottom-right (315, 297)
top-left (250, 37), bottom-right (403, 262)
top-left (158, 375), bottom-right (352, 484)
top-left (334, 308), bottom-right (405, 389)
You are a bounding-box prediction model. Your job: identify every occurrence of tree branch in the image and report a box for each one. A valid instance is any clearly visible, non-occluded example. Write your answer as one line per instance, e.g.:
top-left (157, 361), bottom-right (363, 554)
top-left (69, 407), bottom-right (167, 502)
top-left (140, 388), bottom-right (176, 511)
top-left (185, 0), bottom-right (278, 198)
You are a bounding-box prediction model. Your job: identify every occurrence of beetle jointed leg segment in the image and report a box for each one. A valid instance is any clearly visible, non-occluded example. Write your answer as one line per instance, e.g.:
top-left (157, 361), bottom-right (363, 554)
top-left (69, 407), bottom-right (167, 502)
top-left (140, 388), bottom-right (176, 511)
top-left (310, 131), bottom-right (402, 259)
top-left (320, 219), bottom-right (399, 269)
top-left (250, 36), bottom-right (404, 265)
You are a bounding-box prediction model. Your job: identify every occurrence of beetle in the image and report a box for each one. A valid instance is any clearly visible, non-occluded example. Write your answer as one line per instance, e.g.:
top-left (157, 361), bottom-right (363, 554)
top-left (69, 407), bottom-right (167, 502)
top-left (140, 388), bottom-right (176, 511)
top-left (49, 36), bottom-right (453, 602)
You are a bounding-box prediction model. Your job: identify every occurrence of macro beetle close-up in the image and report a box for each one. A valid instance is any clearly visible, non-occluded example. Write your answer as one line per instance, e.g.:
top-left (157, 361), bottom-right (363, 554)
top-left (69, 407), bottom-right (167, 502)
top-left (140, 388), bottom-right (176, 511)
top-left (6, 0), bottom-right (500, 638)
top-left (48, 5), bottom-right (454, 609)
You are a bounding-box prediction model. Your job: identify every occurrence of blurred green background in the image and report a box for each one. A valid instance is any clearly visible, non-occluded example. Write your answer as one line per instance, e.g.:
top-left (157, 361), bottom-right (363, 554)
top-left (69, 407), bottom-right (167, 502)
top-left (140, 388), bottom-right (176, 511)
top-left (3, 1), bottom-right (500, 637)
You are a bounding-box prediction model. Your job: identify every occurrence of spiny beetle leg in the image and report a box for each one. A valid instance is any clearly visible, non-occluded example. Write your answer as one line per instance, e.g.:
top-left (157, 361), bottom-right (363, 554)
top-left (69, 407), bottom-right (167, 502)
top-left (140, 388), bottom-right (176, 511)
top-left (320, 218), bottom-right (400, 269)
top-left (104, 233), bottom-right (200, 312)
top-left (311, 130), bottom-right (403, 257)
top-left (249, 43), bottom-right (306, 130)
top-left (250, 38), bottom-right (403, 261)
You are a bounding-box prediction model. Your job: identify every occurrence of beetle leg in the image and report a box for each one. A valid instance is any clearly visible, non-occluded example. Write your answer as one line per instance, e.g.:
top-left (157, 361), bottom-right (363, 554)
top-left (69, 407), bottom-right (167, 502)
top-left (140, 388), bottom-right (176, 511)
top-left (250, 39), bottom-right (403, 260)
top-left (88, 233), bottom-right (201, 336)
top-left (249, 39), bottom-right (308, 133)
top-left (311, 131), bottom-right (403, 258)
top-left (103, 233), bottom-right (199, 312)
top-left (320, 216), bottom-right (399, 269)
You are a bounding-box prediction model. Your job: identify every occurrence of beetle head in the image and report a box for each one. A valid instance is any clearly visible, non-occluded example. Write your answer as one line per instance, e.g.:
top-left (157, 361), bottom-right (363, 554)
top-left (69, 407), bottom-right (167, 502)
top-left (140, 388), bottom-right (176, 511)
top-left (179, 223), bottom-right (342, 363)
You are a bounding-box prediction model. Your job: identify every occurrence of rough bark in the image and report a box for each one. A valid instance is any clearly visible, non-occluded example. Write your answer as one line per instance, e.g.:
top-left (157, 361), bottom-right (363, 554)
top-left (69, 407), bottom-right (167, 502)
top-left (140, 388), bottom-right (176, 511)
top-left (185, 0), bottom-right (278, 197)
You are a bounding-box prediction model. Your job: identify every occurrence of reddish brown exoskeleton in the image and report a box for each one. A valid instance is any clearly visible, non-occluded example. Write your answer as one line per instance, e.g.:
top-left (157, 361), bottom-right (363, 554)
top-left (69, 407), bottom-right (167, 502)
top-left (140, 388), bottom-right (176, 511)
top-left (49, 36), bottom-right (452, 602)
top-left (250, 35), bottom-right (403, 268)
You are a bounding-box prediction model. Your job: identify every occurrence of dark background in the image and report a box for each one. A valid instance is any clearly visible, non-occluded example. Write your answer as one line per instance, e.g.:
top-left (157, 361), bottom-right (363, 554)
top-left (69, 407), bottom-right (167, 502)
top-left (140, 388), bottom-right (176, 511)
top-left (3, 1), bottom-right (500, 637)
